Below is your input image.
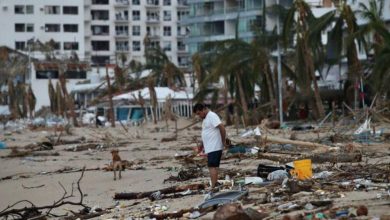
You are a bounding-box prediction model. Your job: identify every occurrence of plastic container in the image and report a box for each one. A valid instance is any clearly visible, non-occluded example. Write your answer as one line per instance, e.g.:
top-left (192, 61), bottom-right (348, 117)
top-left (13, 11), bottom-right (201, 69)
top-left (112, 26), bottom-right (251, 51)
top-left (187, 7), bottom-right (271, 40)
top-left (290, 159), bottom-right (312, 180)
top-left (0, 141), bottom-right (6, 149)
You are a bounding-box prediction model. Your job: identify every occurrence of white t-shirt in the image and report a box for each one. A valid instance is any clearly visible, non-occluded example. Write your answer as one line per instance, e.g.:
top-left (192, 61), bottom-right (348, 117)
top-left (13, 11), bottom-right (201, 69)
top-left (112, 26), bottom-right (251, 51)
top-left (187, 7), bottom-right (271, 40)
top-left (201, 111), bottom-right (223, 154)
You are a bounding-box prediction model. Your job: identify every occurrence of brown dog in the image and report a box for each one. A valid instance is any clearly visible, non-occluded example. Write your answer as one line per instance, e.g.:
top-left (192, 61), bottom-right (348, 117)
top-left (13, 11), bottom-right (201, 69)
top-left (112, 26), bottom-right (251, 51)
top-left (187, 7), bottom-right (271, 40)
top-left (110, 149), bottom-right (122, 180)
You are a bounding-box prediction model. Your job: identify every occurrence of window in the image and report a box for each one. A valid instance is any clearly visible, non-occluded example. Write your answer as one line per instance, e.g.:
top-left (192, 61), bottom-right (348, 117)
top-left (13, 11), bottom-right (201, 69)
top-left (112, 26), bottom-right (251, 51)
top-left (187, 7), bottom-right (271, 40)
top-left (26, 24), bottom-right (34, 32)
top-left (132, 25), bottom-right (140, 36)
top-left (149, 40), bottom-right (160, 49)
top-left (132, 0), bottom-right (140, 5)
top-left (64, 42), bottom-right (79, 50)
top-left (163, 11), bottom-right (171, 21)
top-left (91, 10), bottom-right (109, 20)
top-left (163, 26), bottom-right (171, 36)
top-left (91, 56), bottom-right (110, 66)
top-left (132, 41), bottom-right (141, 51)
top-left (177, 41), bottom-right (185, 51)
top-left (92, 0), bottom-right (109, 4)
top-left (63, 6), bottom-right (78, 15)
top-left (36, 71), bottom-right (59, 79)
top-left (163, 0), bottom-right (171, 5)
top-left (15, 41), bottom-right (26, 50)
top-left (45, 6), bottom-right (60, 14)
top-left (115, 25), bottom-right (129, 36)
top-left (14, 5), bottom-right (24, 14)
top-left (92, 25), bottom-right (109, 35)
top-left (116, 41), bottom-right (129, 51)
top-left (49, 42), bottom-right (61, 50)
top-left (45, 24), bottom-right (60, 32)
top-left (147, 0), bottom-right (159, 5)
top-left (65, 71), bottom-right (87, 79)
top-left (15, 23), bottom-right (25, 32)
top-left (177, 10), bottom-right (189, 21)
top-left (163, 41), bottom-right (171, 51)
top-left (26, 5), bottom-right (33, 14)
top-left (147, 26), bottom-right (159, 36)
top-left (132, 10), bottom-right (140, 21)
top-left (92, 41), bottom-right (109, 51)
top-left (178, 56), bottom-right (188, 66)
top-left (147, 11), bottom-right (159, 21)
top-left (63, 24), bottom-right (78, 32)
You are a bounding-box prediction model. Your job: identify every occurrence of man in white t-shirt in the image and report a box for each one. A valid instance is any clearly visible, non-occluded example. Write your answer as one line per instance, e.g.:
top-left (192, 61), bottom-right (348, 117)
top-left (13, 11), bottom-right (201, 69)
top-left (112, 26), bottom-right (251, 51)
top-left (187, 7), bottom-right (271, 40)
top-left (193, 103), bottom-right (226, 190)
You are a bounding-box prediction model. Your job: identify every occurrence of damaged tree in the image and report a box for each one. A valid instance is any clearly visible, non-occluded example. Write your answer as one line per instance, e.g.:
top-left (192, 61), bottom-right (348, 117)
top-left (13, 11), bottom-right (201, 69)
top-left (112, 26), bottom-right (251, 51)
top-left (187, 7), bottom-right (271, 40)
top-left (0, 167), bottom-right (89, 219)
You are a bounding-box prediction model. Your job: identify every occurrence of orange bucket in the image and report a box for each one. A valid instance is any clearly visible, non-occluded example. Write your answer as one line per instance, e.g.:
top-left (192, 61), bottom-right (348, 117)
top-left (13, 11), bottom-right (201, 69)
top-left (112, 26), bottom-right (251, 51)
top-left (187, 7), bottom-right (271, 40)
top-left (290, 159), bottom-right (312, 180)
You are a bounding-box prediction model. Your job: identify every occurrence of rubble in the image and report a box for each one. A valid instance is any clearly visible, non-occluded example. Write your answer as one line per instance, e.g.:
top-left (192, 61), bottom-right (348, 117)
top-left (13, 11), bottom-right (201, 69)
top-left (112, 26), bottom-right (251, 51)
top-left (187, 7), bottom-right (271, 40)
top-left (0, 117), bottom-right (389, 219)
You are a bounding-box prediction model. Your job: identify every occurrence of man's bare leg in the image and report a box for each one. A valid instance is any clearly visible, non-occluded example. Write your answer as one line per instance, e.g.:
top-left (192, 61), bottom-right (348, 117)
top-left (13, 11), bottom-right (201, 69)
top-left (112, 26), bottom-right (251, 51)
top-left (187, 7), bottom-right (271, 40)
top-left (209, 167), bottom-right (218, 188)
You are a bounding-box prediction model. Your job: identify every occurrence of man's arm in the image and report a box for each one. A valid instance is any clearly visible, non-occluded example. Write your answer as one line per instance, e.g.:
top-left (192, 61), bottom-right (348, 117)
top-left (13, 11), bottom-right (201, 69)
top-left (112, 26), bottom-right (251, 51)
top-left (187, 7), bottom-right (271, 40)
top-left (217, 124), bottom-right (226, 148)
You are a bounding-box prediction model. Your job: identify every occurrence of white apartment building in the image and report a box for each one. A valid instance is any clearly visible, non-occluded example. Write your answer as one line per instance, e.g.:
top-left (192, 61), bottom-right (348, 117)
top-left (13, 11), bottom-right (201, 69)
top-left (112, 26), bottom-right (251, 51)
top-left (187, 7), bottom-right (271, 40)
top-left (0, 0), bottom-right (190, 68)
top-left (0, 0), bottom-right (86, 61)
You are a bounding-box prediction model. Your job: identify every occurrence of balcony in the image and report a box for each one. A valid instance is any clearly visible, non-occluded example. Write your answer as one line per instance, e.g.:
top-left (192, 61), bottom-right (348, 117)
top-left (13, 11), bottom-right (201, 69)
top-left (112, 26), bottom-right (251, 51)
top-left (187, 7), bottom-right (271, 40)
top-left (115, 15), bottom-right (129, 23)
top-left (146, 33), bottom-right (160, 39)
top-left (114, 0), bottom-right (129, 7)
top-left (176, 34), bottom-right (187, 39)
top-left (145, 0), bottom-right (160, 8)
top-left (177, 46), bottom-right (188, 54)
top-left (177, 0), bottom-right (188, 9)
top-left (84, 0), bottom-right (91, 7)
top-left (115, 31), bottom-right (129, 38)
top-left (146, 17), bottom-right (160, 24)
top-left (116, 46), bottom-right (129, 51)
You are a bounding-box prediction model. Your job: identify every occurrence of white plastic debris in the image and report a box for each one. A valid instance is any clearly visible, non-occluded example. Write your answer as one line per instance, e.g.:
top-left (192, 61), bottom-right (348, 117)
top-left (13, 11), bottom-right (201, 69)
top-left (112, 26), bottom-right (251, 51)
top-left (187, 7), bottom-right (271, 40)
top-left (313, 171), bottom-right (333, 179)
top-left (267, 170), bottom-right (289, 181)
top-left (189, 211), bottom-right (201, 219)
top-left (250, 146), bottom-right (260, 154)
top-left (244, 177), bottom-right (263, 185)
top-left (354, 118), bottom-right (371, 135)
top-left (254, 127), bottom-right (261, 136)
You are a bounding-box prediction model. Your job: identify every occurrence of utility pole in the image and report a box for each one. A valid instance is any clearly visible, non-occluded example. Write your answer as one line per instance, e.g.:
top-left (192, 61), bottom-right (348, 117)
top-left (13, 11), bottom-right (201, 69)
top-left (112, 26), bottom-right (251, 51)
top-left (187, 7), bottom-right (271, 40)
top-left (277, 0), bottom-right (283, 124)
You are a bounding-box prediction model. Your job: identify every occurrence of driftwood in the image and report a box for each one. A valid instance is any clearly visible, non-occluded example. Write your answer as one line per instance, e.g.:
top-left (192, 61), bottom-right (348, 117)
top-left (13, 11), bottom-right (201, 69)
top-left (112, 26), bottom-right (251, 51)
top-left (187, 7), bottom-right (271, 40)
top-left (258, 152), bottom-right (362, 164)
top-left (0, 167), bottom-right (88, 219)
top-left (113, 183), bottom-right (206, 200)
top-left (64, 143), bottom-right (99, 151)
top-left (149, 206), bottom-right (216, 220)
top-left (258, 153), bottom-right (300, 163)
top-left (260, 135), bottom-right (329, 152)
top-left (310, 152), bottom-right (362, 163)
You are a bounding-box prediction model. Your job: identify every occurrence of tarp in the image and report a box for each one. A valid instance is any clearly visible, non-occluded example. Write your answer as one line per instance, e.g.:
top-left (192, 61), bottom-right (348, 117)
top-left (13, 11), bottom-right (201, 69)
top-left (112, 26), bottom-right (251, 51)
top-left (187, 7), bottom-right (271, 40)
top-left (113, 87), bottom-right (193, 101)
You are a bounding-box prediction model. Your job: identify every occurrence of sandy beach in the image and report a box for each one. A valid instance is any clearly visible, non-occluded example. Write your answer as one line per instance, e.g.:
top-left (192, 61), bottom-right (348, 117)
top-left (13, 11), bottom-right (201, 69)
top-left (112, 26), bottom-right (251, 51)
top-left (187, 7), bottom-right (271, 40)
top-left (0, 118), bottom-right (389, 219)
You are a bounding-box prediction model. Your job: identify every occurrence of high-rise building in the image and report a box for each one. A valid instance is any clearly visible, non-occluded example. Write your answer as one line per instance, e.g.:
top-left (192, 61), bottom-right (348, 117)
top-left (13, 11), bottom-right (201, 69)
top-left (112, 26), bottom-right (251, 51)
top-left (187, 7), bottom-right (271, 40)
top-left (183, 0), bottom-right (265, 54)
top-left (0, 0), bottom-right (190, 68)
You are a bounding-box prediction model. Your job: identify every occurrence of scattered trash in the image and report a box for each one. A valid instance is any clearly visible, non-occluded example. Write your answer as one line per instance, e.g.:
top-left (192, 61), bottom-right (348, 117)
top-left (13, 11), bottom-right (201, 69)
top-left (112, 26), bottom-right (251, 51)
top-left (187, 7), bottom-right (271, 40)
top-left (0, 141), bottom-right (6, 149)
top-left (257, 164), bottom-right (285, 178)
top-left (198, 190), bottom-right (248, 209)
top-left (313, 171), bottom-right (333, 179)
top-left (267, 170), bottom-right (289, 181)
top-left (244, 177), bottom-right (263, 185)
top-left (290, 159), bottom-right (312, 180)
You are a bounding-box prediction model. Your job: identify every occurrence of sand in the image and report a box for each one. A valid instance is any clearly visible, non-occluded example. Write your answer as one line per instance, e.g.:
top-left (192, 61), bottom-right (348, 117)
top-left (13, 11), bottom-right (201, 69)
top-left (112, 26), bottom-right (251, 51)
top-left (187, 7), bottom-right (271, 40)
top-left (0, 118), bottom-right (389, 219)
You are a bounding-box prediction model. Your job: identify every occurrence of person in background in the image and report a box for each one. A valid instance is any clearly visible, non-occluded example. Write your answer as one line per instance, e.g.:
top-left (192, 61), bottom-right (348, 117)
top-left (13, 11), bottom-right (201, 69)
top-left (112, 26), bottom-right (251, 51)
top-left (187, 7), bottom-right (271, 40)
top-left (193, 103), bottom-right (227, 191)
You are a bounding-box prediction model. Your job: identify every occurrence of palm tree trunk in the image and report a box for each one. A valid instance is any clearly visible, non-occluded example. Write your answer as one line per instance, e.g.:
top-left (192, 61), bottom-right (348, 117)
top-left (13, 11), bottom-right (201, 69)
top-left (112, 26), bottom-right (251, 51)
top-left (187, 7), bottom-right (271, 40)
top-left (105, 65), bottom-right (115, 127)
top-left (148, 77), bottom-right (158, 124)
top-left (236, 71), bottom-right (249, 125)
top-left (266, 64), bottom-right (275, 114)
top-left (347, 45), bottom-right (362, 109)
top-left (303, 39), bottom-right (325, 119)
top-left (223, 76), bottom-right (232, 125)
top-left (59, 68), bottom-right (79, 127)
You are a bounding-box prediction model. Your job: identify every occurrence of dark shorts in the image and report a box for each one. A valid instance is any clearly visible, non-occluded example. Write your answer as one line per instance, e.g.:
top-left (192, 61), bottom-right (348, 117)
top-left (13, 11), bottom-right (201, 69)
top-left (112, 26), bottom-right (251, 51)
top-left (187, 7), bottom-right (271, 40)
top-left (207, 150), bottom-right (222, 167)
